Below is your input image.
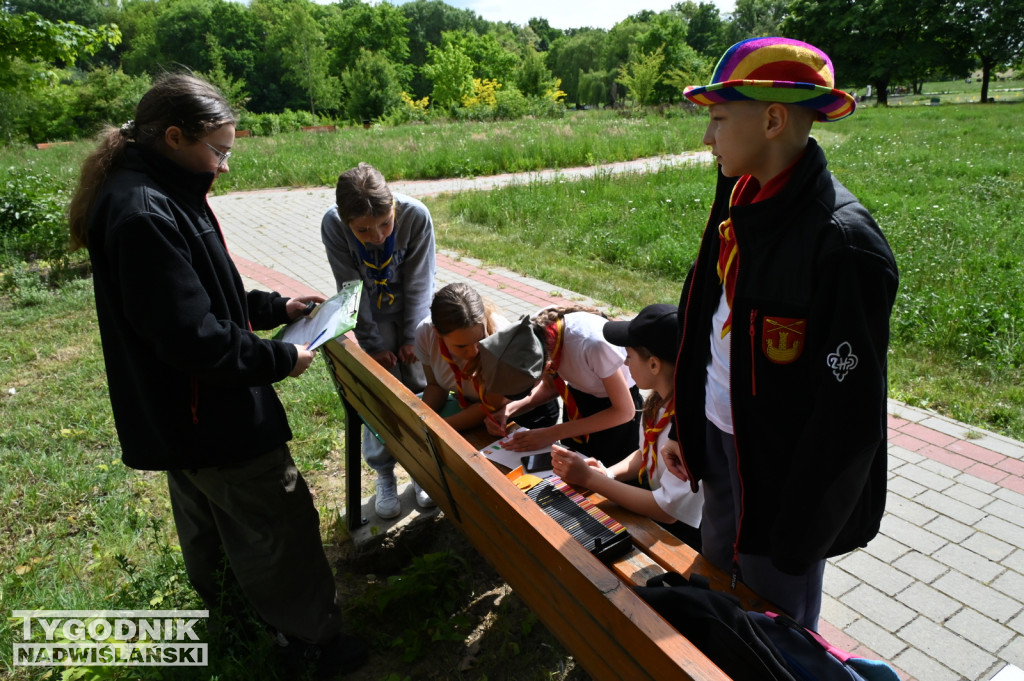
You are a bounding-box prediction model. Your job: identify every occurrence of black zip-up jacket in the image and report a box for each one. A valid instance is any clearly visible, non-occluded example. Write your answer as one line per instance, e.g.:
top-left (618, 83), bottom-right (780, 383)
top-left (87, 145), bottom-right (297, 471)
top-left (674, 138), bottom-right (899, 575)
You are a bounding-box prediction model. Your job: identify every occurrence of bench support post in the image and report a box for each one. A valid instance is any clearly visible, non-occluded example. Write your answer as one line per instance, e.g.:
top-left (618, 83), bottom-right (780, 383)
top-left (343, 396), bottom-right (366, 531)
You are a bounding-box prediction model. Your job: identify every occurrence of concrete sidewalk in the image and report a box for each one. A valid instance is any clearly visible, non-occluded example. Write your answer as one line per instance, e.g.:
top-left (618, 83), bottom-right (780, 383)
top-left (211, 163), bottom-right (1024, 681)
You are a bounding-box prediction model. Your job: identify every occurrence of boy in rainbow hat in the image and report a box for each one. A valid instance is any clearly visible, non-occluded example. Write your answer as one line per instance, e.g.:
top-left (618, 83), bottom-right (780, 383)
top-left (661, 37), bottom-right (899, 630)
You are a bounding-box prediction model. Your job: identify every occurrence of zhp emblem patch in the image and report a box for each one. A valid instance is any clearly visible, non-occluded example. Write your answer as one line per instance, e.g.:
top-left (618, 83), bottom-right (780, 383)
top-left (826, 341), bottom-right (859, 382)
top-left (762, 317), bottom-right (806, 364)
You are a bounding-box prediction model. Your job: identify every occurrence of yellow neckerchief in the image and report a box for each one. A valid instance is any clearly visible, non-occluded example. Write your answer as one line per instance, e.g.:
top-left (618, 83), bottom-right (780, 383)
top-left (354, 201), bottom-right (397, 308)
top-left (639, 397), bottom-right (675, 485)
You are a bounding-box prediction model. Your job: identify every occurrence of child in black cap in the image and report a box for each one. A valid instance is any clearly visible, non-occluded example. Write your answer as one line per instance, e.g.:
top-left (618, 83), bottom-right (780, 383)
top-left (551, 304), bottom-right (702, 548)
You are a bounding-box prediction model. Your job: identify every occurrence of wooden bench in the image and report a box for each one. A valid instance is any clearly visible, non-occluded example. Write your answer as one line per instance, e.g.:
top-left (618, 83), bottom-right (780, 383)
top-left (322, 337), bottom-right (773, 681)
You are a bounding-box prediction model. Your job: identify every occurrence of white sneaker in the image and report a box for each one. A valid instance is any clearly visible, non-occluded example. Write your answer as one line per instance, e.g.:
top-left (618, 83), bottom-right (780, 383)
top-left (374, 473), bottom-right (401, 519)
top-left (413, 480), bottom-right (436, 509)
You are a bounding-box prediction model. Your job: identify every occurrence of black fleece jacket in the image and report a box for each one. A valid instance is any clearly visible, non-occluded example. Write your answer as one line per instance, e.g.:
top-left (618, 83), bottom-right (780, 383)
top-left (87, 145), bottom-right (297, 471)
top-left (674, 138), bottom-right (899, 574)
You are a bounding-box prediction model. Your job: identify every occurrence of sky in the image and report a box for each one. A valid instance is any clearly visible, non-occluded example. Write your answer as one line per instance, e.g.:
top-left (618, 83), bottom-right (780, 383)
top-left (334, 0), bottom-right (737, 31)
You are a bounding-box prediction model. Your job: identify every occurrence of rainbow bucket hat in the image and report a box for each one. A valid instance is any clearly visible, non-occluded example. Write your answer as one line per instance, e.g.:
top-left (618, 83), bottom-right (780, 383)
top-left (683, 37), bottom-right (856, 122)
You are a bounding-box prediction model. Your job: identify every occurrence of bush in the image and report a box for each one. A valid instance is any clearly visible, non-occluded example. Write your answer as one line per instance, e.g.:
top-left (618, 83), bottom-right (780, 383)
top-left (237, 108), bottom-right (324, 136)
top-left (494, 86), bottom-right (529, 119)
top-left (342, 49), bottom-right (405, 123)
top-left (0, 171), bottom-right (72, 276)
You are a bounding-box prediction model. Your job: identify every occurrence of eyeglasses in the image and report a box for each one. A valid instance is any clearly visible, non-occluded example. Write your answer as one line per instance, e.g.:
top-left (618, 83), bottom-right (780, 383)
top-left (203, 141), bottom-right (232, 168)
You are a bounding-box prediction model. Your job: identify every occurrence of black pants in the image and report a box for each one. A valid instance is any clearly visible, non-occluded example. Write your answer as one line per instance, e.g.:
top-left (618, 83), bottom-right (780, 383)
top-left (167, 445), bottom-right (342, 645)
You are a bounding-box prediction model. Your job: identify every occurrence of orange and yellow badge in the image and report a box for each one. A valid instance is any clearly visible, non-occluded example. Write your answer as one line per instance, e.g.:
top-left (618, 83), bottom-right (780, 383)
top-left (762, 317), bottom-right (806, 364)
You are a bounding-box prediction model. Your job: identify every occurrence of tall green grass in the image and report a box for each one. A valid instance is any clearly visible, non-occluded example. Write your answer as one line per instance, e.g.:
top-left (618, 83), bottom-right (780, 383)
top-left (1, 109), bottom-right (707, 194)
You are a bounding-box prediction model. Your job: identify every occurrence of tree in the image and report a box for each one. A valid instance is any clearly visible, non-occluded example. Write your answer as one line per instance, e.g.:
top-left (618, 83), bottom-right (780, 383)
top-left (0, 8), bottom-right (121, 86)
top-left (726, 0), bottom-right (791, 44)
top-left (341, 49), bottom-right (404, 122)
top-left (577, 68), bottom-right (613, 107)
top-left (422, 41), bottom-right (474, 110)
top-left (947, 0), bottom-right (1024, 102)
top-left (527, 17), bottom-right (561, 51)
top-left (547, 28), bottom-right (608, 104)
top-left (278, 2), bottom-right (339, 117)
top-left (616, 47), bottom-right (665, 106)
top-left (400, 0), bottom-right (489, 97)
top-left (324, 0), bottom-right (410, 80)
top-left (442, 29), bottom-right (519, 84)
top-left (515, 47), bottom-right (558, 98)
top-left (686, 2), bottom-right (727, 59)
top-left (785, 0), bottom-right (939, 107)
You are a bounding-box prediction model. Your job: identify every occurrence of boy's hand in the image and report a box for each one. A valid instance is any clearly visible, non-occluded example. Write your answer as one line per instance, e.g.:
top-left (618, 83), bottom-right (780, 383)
top-left (551, 444), bottom-right (602, 485)
top-left (660, 439), bottom-right (689, 482)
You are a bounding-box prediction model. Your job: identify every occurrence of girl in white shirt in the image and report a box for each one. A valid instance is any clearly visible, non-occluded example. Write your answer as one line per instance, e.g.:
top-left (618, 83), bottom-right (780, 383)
top-left (497, 305), bottom-right (641, 466)
top-left (551, 304), bottom-right (703, 548)
top-left (415, 283), bottom-right (557, 432)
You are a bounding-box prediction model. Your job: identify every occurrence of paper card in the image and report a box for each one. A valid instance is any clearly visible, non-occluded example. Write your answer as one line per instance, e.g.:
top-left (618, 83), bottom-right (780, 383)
top-left (276, 280), bottom-right (362, 350)
top-left (480, 430), bottom-right (554, 478)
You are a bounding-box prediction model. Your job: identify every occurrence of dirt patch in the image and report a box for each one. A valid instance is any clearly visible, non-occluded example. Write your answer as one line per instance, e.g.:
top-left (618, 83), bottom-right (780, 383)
top-left (303, 448), bottom-right (592, 680)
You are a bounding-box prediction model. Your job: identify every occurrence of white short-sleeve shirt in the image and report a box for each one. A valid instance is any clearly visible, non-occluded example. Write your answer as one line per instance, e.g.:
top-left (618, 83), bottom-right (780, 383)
top-left (646, 405), bottom-right (704, 527)
top-left (414, 313), bottom-right (510, 400)
top-left (557, 311), bottom-right (634, 396)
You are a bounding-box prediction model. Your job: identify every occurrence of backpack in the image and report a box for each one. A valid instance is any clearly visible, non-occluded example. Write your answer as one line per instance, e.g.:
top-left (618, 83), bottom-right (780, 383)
top-left (749, 611), bottom-right (900, 681)
top-left (635, 572), bottom-right (899, 681)
top-left (634, 572), bottom-right (797, 681)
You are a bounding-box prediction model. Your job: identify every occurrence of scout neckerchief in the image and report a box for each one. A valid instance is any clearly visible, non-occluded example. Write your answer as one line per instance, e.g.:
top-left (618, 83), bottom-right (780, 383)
top-left (354, 209), bottom-right (397, 308)
top-left (437, 335), bottom-right (496, 412)
top-left (639, 397), bottom-right (675, 486)
top-left (544, 318), bottom-right (587, 443)
top-left (716, 159), bottom-right (799, 337)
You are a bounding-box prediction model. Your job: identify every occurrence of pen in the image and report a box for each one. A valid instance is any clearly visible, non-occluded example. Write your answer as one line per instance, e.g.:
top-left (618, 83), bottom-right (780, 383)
top-left (306, 328), bottom-right (327, 349)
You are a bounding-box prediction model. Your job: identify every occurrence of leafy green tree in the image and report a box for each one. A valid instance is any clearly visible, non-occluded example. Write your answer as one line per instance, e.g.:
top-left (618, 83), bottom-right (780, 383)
top-left (400, 0), bottom-right (489, 97)
top-left (198, 34), bottom-right (250, 113)
top-left (116, 0), bottom-right (163, 75)
top-left (515, 47), bottom-right (558, 98)
top-left (151, 0), bottom-right (220, 73)
top-left (278, 1), bottom-right (339, 117)
top-left (547, 28), bottom-right (608, 103)
top-left (686, 2), bottom-right (727, 58)
top-left (5, 0), bottom-right (106, 26)
top-left (324, 0), bottom-right (410, 79)
top-left (527, 17), bottom-right (562, 51)
top-left (725, 0), bottom-right (791, 43)
top-left (577, 69), bottom-right (613, 107)
top-left (616, 46), bottom-right (665, 106)
top-left (0, 8), bottom-right (121, 86)
top-left (663, 50), bottom-right (715, 99)
top-left (947, 0), bottom-right (1024, 102)
top-left (341, 49), bottom-right (404, 122)
top-left (632, 9), bottom-right (693, 102)
top-left (442, 29), bottom-right (519, 84)
top-left (785, 0), bottom-right (938, 106)
top-left (422, 41), bottom-right (474, 110)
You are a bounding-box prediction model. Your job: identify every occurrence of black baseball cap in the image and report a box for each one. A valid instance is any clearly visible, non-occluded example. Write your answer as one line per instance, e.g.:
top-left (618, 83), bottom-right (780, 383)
top-left (602, 304), bottom-right (679, 362)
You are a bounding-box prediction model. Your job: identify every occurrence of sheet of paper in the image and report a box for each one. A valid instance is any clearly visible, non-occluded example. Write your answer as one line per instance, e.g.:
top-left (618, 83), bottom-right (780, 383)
top-left (277, 280), bottom-right (362, 350)
top-left (479, 430), bottom-right (554, 478)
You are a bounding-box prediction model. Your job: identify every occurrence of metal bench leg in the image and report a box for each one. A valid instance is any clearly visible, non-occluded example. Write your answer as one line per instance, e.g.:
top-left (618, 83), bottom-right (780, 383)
top-left (343, 397), bottom-right (367, 531)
